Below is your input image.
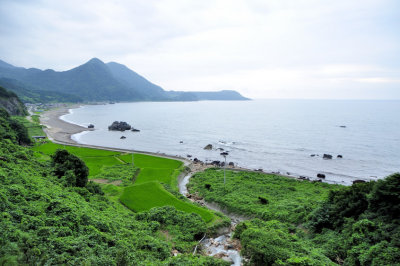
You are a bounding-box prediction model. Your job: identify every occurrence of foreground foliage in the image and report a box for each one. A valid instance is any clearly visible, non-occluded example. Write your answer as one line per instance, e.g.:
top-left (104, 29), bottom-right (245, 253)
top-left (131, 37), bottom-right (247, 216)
top-left (0, 138), bottom-right (226, 264)
top-left (190, 169), bottom-right (400, 265)
top-left (0, 108), bottom-right (31, 145)
top-left (309, 173), bottom-right (400, 265)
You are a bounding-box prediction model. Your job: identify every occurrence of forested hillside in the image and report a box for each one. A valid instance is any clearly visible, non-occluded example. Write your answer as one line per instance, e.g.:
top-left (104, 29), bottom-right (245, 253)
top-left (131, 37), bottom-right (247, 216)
top-left (0, 78), bottom-right (82, 103)
top-left (0, 110), bottom-right (228, 265)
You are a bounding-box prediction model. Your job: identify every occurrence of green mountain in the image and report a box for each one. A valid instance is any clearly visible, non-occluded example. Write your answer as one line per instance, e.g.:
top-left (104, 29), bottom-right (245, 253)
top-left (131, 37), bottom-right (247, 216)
top-left (0, 78), bottom-right (82, 103)
top-left (0, 58), bottom-right (249, 102)
top-left (0, 86), bottom-right (27, 116)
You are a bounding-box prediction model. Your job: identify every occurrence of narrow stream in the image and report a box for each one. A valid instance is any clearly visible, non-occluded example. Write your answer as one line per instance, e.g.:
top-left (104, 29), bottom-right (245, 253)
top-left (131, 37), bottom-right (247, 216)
top-left (178, 173), bottom-right (243, 265)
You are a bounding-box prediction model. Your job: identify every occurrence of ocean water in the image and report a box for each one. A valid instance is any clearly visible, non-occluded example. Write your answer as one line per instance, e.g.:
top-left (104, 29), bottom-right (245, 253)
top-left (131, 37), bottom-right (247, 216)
top-left (61, 100), bottom-right (400, 185)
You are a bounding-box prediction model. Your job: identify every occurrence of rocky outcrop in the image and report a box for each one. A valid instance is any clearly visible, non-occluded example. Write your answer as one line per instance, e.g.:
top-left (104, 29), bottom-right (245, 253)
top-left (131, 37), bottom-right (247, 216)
top-left (317, 173), bottom-right (326, 178)
top-left (108, 121), bottom-right (131, 131)
top-left (0, 86), bottom-right (27, 116)
top-left (88, 124), bottom-right (94, 128)
top-left (323, 154), bottom-right (333, 159)
top-left (204, 144), bottom-right (213, 150)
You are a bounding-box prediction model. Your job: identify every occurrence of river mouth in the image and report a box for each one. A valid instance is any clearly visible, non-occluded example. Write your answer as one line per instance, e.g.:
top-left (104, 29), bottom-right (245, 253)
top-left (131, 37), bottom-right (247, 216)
top-left (178, 171), bottom-right (243, 266)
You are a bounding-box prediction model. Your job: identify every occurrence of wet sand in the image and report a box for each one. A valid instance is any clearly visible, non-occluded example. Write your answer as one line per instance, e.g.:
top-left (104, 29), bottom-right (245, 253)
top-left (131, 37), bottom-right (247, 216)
top-left (40, 105), bottom-right (89, 144)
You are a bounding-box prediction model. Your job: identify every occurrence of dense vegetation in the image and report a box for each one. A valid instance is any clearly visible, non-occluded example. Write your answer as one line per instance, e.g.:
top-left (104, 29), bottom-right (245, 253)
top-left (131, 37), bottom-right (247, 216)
top-left (0, 109), bottom-right (229, 265)
top-left (190, 169), bottom-right (400, 265)
top-left (308, 175), bottom-right (400, 265)
top-left (0, 108), bottom-right (31, 145)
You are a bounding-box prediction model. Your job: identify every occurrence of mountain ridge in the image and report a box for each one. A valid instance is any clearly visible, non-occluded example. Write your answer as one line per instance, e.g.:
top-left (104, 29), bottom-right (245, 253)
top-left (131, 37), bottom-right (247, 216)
top-left (0, 58), bottom-right (249, 102)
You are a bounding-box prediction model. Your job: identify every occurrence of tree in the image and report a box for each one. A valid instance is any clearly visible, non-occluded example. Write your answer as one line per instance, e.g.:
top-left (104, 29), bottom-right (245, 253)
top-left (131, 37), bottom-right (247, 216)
top-left (51, 149), bottom-right (88, 187)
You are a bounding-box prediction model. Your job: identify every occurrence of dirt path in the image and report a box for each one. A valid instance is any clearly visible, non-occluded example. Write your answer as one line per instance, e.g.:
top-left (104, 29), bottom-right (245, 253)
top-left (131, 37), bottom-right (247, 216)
top-left (91, 179), bottom-right (122, 186)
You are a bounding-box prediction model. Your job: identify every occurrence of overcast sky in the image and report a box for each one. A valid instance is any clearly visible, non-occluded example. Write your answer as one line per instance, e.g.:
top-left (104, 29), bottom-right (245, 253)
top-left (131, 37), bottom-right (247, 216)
top-left (1, 0), bottom-right (399, 99)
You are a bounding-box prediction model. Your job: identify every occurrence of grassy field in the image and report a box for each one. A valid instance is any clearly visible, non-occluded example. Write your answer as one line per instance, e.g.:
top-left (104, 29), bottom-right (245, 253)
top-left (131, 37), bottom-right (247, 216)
top-left (13, 115), bottom-right (46, 137)
top-left (188, 169), bottom-right (341, 224)
top-left (33, 141), bottom-right (218, 224)
top-left (120, 181), bottom-right (214, 223)
top-left (33, 142), bottom-right (124, 177)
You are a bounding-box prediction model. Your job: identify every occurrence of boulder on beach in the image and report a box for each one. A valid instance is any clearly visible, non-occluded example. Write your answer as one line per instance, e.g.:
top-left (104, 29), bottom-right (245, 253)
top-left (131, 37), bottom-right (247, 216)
top-left (317, 173), bottom-right (326, 178)
top-left (204, 144), bottom-right (213, 150)
top-left (108, 121), bottom-right (132, 131)
top-left (211, 160), bottom-right (221, 166)
top-left (323, 154), bottom-right (333, 159)
top-left (228, 162), bottom-right (234, 166)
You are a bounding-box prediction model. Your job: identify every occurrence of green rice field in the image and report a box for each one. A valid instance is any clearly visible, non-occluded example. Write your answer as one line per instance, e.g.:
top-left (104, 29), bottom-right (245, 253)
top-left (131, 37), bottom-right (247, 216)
top-left (120, 181), bottom-right (214, 222)
top-left (33, 141), bottom-right (217, 223)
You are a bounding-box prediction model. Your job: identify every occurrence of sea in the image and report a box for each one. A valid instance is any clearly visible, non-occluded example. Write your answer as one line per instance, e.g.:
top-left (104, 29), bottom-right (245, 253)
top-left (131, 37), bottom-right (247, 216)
top-left (61, 100), bottom-right (400, 185)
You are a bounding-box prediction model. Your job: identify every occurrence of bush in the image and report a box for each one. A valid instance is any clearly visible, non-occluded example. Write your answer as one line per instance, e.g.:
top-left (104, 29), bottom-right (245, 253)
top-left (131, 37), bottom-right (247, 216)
top-left (51, 149), bottom-right (89, 187)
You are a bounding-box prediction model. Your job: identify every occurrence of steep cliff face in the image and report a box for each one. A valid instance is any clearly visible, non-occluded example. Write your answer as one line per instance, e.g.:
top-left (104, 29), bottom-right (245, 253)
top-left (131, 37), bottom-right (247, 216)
top-left (0, 86), bottom-right (27, 116)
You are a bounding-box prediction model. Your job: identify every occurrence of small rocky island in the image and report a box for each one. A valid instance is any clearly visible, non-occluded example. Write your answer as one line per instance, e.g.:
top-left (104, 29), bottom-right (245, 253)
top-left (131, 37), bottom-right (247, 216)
top-left (108, 121), bottom-right (131, 131)
top-left (108, 121), bottom-right (140, 132)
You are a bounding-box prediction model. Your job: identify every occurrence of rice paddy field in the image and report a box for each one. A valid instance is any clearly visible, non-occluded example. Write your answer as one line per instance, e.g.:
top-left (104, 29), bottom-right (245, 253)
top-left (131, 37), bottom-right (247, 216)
top-left (32, 141), bottom-right (218, 224)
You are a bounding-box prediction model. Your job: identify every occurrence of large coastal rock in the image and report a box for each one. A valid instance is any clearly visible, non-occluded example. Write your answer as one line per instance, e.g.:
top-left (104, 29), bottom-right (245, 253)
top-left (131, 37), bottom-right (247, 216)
top-left (108, 121), bottom-right (131, 131)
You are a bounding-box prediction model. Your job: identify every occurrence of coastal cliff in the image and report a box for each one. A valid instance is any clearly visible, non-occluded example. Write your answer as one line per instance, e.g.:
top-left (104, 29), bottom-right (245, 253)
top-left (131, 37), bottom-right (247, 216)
top-left (0, 86), bottom-right (27, 115)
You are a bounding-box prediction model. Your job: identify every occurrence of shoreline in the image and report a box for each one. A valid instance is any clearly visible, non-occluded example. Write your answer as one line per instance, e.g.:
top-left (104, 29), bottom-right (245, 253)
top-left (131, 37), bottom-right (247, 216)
top-left (39, 104), bottom-right (89, 144)
top-left (39, 104), bottom-right (193, 163)
top-left (39, 104), bottom-right (301, 181)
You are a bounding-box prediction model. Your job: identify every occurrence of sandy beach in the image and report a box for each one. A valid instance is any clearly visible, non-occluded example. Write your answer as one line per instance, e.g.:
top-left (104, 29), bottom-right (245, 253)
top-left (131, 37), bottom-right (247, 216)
top-left (39, 105), bottom-right (193, 163)
top-left (40, 105), bottom-right (89, 144)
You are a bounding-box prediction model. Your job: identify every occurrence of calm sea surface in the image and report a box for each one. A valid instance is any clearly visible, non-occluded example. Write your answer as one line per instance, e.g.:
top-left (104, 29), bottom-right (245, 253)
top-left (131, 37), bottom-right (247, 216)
top-left (61, 100), bottom-right (400, 185)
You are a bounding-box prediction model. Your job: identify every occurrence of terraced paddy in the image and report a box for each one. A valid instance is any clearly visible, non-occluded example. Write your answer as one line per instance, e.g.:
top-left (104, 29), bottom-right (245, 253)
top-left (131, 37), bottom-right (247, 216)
top-left (33, 141), bottom-right (217, 224)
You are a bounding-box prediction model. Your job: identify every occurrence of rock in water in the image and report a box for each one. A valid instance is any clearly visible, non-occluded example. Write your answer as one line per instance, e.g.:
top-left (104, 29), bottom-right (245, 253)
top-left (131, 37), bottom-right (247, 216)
top-left (88, 124), bottom-right (94, 129)
top-left (323, 154), bottom-right (333, 159)
top-left (204, 144), bottom-right (213, 150)
top-left (317, 173), bottom-right (326, 178)
top-left (108, 121), bottom-right (132, 131)
top-left (337, 155), bottom-right (343, 158)
top-left (120, 136), bottom-right (126, 139)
